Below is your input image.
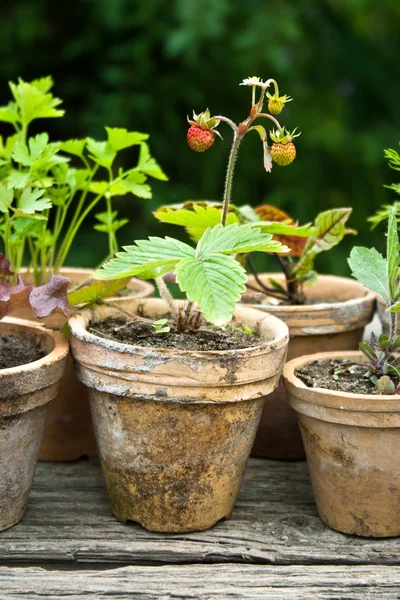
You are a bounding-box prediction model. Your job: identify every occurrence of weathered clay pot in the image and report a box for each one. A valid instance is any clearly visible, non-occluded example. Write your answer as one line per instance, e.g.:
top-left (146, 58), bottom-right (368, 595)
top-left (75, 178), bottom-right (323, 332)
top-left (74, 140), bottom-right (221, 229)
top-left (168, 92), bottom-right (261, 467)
top-left (283, 350), bottom-right (400, 537)
top-left (69, 298), bottom-right (289, 533)
top-left (16, 268), bottom-right (154, 461)
top-left (243, 274), bottom-right (376, 460)
top-left (0, 317), bottom-right (68, 531)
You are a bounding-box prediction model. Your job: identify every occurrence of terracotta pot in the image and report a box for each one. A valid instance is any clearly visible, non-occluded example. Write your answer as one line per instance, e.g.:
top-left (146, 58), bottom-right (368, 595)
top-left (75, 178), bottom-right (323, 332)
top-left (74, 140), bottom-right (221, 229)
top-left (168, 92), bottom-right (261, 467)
top-left (69, 298), bottom-right (289, 533)
top-left (16, 268), bottom-right (154, 461)
top-left (283, 350), bottom-right (400, 537)
top-left (0, 317), bottom-right (68, 531)
top-left (243, 274), bottom-right (376, 460)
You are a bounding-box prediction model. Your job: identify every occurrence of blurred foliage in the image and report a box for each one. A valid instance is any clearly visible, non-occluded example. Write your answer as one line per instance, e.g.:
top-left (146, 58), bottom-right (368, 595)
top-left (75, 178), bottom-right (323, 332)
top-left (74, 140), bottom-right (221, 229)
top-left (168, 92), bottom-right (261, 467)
top-left (0, 0), bottom-right (399, 276)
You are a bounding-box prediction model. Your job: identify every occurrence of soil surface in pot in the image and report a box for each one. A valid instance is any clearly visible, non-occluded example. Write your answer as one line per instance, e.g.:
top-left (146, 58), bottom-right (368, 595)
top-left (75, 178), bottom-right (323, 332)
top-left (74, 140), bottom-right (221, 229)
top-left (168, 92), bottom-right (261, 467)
top-left (295, 359), bottom-right (378, 395)
top-left (0, 335), bottom-right (45, 369)
top-left (89, 317), bottom-right (268, 351)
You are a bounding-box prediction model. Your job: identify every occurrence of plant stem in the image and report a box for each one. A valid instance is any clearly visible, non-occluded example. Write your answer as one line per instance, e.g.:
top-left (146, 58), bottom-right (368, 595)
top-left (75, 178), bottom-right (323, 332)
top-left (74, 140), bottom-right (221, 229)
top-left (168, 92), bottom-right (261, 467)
top-left (155, 276), bottom-right (178, 319)
top-left (99, 299), bottom-right (151, 324)
top-left (256, 113), bottom-right (282, 130)
top-left (389, 309), bottom-right (398, 347)
top-left (274, 253), bottom-right (299, 301)
top-left (246, 255), bottom-right (290, 299)
top-left (221, 132), bottom-right (242, 226)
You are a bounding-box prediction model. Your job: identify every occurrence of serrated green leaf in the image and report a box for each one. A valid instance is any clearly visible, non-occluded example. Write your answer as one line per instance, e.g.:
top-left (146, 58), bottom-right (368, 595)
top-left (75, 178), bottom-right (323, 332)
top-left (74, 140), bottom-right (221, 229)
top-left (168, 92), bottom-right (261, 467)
top-left (387, 206), bottom-right (400, 302)
top-left (94, 237), bottom-right (195, 280)
top-left (121, 171), bottom-right (152, 198)
top-left (197, 223), bottom-right (289, 256)
top-left (137, 142), bottom-right (168, 181)
top-left (0, 134), bottom-right (18, 159)
top-left (154, 205), bottom-right (239, 242)
top-left (253, 221), bottom-right (316, 237)
top-left (19, 188), bottom-right (52, 214)
top-left (0, 104), bottom-right (19, 125)
top-left (106, 127), bottom-right (148, 151)
top-left (348, 246), bottom-right (390, 306)
top-left (12, 133), bottom-right (49, 166)
top-left (9, 79), bottom-right (64, 123)
top-left (175, 253), bottom-right (247, 326)
top-left (309, 208), bottom-right (353, 254)
top-left (0, 185), bottom-right (13, 213)
top-left (87, 138), bottom-right (116, 168)
top-left (30, 76), bottom-right (54, 94)
top-left (7, 170), bottom-right (30, 189)
top-left (68, 277), bottom-right (131, 306)
top-left (60, 138), bottom-right (87, 157)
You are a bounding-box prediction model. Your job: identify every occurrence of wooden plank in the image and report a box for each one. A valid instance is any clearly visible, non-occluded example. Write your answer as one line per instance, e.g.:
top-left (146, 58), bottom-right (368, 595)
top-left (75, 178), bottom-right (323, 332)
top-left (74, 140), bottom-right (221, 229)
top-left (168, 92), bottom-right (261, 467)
top-left (1, 564), bottom-right (400, 599)
top-left (0, 459), bottom-right (399, 567)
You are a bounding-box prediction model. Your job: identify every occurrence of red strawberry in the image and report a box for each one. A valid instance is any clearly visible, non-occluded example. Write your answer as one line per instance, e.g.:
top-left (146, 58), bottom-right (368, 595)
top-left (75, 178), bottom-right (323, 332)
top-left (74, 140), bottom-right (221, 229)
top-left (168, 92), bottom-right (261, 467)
top-left (187, 126), bottom-right (215, 152)
top-left (187, 109), bottom-right (221, 152)
top-left (269, 127), bottom-right (300, 166)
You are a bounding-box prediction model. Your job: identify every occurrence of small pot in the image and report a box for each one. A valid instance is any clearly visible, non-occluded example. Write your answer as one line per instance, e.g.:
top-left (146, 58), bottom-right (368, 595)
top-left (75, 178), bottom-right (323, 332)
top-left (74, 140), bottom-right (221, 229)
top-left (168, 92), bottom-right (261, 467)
top-left (0, 317), bottom-right (68, 531)
top-left (69, 298), bottom-right (289, 533)
top-left (243, 274), bottom-right (376, 460)
top-left (16, 268), bottom-right (154, 461)
top-left (283, 350), bottom-right (400, 537)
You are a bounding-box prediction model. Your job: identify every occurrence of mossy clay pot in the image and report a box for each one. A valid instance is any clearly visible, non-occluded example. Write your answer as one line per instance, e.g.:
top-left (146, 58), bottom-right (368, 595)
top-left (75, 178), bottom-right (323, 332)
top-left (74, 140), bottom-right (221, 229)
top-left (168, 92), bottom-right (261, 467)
top-left (0, 317), bottom-right (68, 531)
top-left (69, 298), bottom-right (289, 533)
top-left (284, 350), bottom-right (400, 537)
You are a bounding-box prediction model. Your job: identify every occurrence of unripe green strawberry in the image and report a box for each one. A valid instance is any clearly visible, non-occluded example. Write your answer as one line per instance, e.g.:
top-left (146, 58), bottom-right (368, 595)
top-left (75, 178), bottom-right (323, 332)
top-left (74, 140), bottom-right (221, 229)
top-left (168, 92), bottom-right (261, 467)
top-left (187, 125), bottom-right (215, 152)
top-left (269, 127), bottom-right (300, 167)
top-left (267, 92), bottom-right (292, 115)
top-left (270, 141), bottom-right (296, 166)
top-left (187, 109), bottom-right (222, 152)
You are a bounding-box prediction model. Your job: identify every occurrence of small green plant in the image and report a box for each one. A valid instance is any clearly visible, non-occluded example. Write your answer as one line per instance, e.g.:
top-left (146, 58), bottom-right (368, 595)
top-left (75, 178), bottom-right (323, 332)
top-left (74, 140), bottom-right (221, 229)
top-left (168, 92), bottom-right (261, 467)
top-left (0, 76), bottom-right (167, 284)
top-left (92, 76), bottom-right (304, 328)
top-left (152, 318), bottom-right (170, 334)
top-left (346, 206), bottom-right (400, 393)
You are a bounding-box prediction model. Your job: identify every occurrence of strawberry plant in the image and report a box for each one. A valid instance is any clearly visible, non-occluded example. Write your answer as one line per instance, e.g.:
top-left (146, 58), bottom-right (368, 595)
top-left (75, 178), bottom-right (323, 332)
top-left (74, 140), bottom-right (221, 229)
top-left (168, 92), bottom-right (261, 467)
top-left (0, 76), bottom-right (167, 285)
top-left (91, 76), bottom-right (310, 327)
top-left (151, 76), bottom-right (354, 305)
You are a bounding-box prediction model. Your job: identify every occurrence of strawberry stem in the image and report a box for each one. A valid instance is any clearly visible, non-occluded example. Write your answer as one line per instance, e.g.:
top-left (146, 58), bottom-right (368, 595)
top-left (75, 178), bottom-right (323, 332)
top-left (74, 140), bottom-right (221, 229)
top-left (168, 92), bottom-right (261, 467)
top-left (221, 132), bottom-right (243, 227)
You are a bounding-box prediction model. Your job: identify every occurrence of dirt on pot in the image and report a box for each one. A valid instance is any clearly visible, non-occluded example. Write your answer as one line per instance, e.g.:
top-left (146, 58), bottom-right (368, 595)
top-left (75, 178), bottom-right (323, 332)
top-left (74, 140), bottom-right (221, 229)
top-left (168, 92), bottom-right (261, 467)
top-left (89, 317), bottom-right (269, 352)
top-left (295, 359), bottom-right (376, 395)
top-left (0, 335), bottom-right (45, 370)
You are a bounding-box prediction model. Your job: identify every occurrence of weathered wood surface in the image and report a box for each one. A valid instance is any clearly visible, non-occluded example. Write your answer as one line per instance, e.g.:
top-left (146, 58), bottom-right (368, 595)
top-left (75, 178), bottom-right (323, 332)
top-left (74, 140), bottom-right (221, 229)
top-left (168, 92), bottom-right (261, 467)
top-left (0, 458), bottom-right (399, 568)
top-left (2, 564), bottom-right (400, 599)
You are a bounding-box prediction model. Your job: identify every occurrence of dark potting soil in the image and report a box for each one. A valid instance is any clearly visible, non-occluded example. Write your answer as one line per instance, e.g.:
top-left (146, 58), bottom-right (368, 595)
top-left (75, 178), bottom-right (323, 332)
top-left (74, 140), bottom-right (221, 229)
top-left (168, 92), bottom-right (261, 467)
top-left (295, 359), bottom-right (379, 395)
top-left (0, 335), bottom-right (45, 369)
top-left (89, 317), bottom-right (269, 351)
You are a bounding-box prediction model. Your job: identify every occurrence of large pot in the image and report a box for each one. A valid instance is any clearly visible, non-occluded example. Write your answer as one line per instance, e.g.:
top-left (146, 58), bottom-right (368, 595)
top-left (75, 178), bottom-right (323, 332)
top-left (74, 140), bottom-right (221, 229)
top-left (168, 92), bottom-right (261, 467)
top-left (243, 274), bottom-right (376, 460)
top-left (283, 351), bottom-right (400, 537)
top-left (69, 298), bottom-right (289, 533)
top-left (16, 268), bottom-right (154, 461)
top-left (0, 317), bottom-right (68, 531)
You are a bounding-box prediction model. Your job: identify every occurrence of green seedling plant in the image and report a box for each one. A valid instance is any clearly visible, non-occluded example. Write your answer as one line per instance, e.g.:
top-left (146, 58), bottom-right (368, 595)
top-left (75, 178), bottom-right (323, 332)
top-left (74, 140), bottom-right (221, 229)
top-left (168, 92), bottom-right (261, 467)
top-left (152, 319), bottom-right (170, 334)
top-left (368, 143), bottom-right (400, 230)
top-left (90, 76), bottom-right (312, 330)
top-left (0, 76), bottom-right (167, 285)
top-left (344, 206), bottom-right (400, 394)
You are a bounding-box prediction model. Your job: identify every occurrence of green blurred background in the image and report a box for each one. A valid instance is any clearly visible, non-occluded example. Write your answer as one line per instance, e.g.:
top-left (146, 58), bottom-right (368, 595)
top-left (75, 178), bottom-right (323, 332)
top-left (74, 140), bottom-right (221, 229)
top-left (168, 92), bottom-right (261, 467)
top-left (1, 0), bottom-right (399, 276)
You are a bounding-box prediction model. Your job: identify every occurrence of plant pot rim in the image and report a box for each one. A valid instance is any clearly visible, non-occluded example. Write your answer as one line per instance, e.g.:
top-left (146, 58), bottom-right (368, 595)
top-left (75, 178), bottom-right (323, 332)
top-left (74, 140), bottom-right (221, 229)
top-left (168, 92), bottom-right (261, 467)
top-left (283, 350), bottom-right (400, 403)
top-left (69, 297), bottom-right (289, 358)
top-left (0, 317), bottom-right (69, 375)
top-left (245, 273), bottom-right (376, 313)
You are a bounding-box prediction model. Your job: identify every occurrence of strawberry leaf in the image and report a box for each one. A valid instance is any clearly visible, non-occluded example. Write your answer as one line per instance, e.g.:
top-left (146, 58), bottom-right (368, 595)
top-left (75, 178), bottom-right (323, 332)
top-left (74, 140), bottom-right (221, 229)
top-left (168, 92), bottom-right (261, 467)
top-left (175, 254), bottom-right (247, 326)
top-left (197, 223), bottom-right (289, 255)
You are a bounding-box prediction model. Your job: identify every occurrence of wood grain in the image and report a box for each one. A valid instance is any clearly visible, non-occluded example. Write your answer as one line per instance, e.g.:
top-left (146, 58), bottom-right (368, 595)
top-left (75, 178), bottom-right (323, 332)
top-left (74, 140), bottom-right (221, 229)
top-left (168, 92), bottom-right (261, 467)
top-left (0, 459), bottom-right (399, 567)
top-left (1, 564), bottom-right (400, 599)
